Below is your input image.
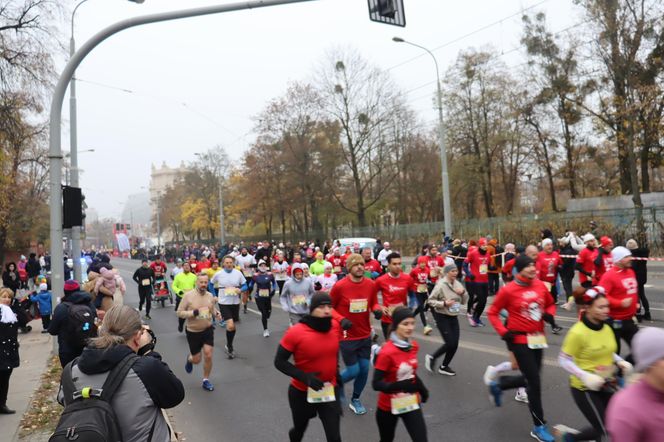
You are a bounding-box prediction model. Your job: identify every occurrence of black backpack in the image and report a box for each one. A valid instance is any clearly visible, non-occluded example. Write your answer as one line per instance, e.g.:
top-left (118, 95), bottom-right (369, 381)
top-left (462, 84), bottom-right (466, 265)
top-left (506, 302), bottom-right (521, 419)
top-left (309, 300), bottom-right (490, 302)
top-left (49, 353), bottom-right (137, 442)
top-left (64, 303), bottom-right (97, 349)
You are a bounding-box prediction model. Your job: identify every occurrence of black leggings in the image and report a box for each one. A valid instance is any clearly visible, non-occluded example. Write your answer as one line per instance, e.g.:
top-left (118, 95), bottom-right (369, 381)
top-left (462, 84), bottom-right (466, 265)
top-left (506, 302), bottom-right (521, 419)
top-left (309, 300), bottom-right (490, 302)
top-left (287, 385), bottom-right (341, 442)
top-left (472, 283), bottom-right (488, 322)
top-left (381, 322), bottom-right (390, 341)
top-left (431, 313), bottom-right (459, 367)
top-left (413, 292), bottom-right (428, 327)
top-left (561, 272), bottom-right (574, 298)
top-left (255, 296), bottom-right (272, 330)
top-left (638, 283), bottom-right (650, 315)
top-left (497, 344), bottom-right (545, 426)
top-left (375, 407), bottom-right (427, 442)
top-left (488, 273), bottom-right (500, 296)
top-left (138, 288), bottom-right (152, 316)
top-left (0, 369), bottom-right (11, 406)
top-left (466, 282), bottom-right (475, 314)
top-left (607, 318), bottom-right (639, 363)
top-left (570, 388), bottom-right (612, 441)
top-left (174, 296), bottom-right (185, 330)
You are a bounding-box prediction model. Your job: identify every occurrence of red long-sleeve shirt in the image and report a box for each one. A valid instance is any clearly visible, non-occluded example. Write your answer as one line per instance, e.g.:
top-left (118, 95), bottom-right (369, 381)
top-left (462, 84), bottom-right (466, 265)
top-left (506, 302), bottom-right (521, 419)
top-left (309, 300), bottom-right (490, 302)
top-left (598, 266), bottom-right (639, 320)
top-left (375, 272), bottom-right (412, 324)
top-left (536, 251), bottom-right (563, 283)
top-left (328, 256), bottom-right (345, 274)
top-left (465, 249), bottom-right (491, 284)
top-left (426, 255), bottom-right (445, 283)
top-left (330, 277), bottom-right (380, 341)
top-left (576, 247), bottom-right (598, 285)
top-left (487, 277), bottom-right (556, 345)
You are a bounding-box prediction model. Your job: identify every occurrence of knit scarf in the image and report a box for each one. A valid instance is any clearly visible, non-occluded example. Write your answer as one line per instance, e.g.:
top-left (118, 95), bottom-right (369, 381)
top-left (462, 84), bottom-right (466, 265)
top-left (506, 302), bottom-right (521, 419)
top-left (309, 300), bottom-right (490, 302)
top-left (390, 332), bottom-right (412, 351)
top-left (0, 304), bottom-right (18, 324)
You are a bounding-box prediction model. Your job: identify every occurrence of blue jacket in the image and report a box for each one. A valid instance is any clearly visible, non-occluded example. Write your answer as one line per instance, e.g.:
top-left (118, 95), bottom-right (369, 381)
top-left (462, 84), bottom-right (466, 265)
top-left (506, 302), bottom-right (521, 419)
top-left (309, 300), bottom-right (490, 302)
top-left (30, 290), bottom-right (53, 315)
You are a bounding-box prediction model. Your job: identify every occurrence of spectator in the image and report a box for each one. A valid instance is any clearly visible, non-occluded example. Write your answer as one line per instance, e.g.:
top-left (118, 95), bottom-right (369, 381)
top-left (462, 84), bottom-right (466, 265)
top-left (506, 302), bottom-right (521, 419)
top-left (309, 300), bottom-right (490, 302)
top-left (626, 239), bottom-right (650, 322)
top-left (30, 283), bottom-right (52, 333)
top-left (1, 263), bottom-right (21, 294)
top-left (0, 287), bottom-right (28, 414)
top-left (25, 253), bottom-right (41, 293)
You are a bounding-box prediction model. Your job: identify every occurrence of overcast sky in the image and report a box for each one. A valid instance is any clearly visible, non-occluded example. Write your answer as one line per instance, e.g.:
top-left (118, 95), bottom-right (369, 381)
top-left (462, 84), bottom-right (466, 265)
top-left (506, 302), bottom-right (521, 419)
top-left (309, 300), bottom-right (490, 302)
top-left (60, 0), bottom-right (578, 219)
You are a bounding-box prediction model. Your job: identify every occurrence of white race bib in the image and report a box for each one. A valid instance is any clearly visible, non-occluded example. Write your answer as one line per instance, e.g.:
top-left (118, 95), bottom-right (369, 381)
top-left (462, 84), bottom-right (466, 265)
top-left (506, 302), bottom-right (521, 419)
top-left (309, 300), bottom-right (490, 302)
top-left (307, 383), bottom-right (335, 403)
top-left (259, 288), bottom-right (270, 297)
top-left (141, 279), bottom-right (150, 286)
top-left (292, 294), bottom-right (307, 306)
top-left (526, 333), bottom-right (548, 349)
top-left (349, 299), bottom-right (368, 313)
top-left (391, 393), bottom-right (420, 415)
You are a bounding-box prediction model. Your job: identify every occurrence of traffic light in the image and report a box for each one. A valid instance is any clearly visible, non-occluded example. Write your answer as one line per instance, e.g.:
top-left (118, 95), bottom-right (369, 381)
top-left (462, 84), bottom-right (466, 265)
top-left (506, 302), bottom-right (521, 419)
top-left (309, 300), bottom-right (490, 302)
top-left (378, 0), bottom-right (395, 18)
top-left (368, 0), bottom-right (405, 26)
top-left (81, 192), bottom-right (87, 225)
top-left (63, 186), bottom-right (83, 228)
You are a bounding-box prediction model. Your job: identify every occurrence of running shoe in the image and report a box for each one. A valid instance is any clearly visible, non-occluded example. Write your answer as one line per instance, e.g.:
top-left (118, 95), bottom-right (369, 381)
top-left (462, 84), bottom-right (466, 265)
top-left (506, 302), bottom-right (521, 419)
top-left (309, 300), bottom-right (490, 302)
top-left (514, 388), bottom-right (529, 404)
top-left (177, 323), bottom-right (184, 333)
top-left (263, 329), bottom-right (270, 338)
top-left (423, 325), bottom-right (433, 335)
top-left (424, 354), bottom-right (434, 373)
top-left (474, 318), bottom-right (485, 327)
top-left (202, 379), bottom-right (214, 392)
top-left (552, 325), bottom-right (563, 335)
top-left (144, 315), bottom-right (151, 320)
top-left (483, 365), bottom-right (497, 386)
top-left (370, 344), bottom-right (381, 366)
top-left (220, 320), bottom-right (226, 328)
top-left (467, 315), bottom-right (477, 327)
top-left (488, 381), bottom-right (502, 407)
top-left (185, 356), bottom-right (193, 374)
top-left (530, 424), bottom-right (555, 442)
top-left (438, 366), bottom-right (456, 376)
top-left (552, 424), bottom-right (580, 442)
top-left (225, 345), bottom-right (235, 359)
top-left (349, 398), bottom-right (367, 415)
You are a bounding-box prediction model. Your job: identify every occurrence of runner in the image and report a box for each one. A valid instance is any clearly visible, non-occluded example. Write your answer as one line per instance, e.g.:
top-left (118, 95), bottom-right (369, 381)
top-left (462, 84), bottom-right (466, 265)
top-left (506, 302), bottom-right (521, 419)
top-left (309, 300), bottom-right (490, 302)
top-left (170, 258), bottom-right (184, 280)
top-left (536, 239), bottom-right (564, 334)
top-left (274, 292), bottom-right (342, 442)
top-left (464, 238), bottom-right (491, 327)
top-left (576, 235), bottom-right (599, 288)
top-left (555, 287), bottom-right (632, 441)
top-left (330, 253), bottom-right (382, 415)
top-left (376, 241), bottom-right (393, 271)
top-left (486, 254), bottom-right (557, 442)
top-left (272, 252), bottom-right (290, 294)
top-left (361, 247), bottom-right (383, 280)
top-left (177, 273), bottom-right (221, 391)
top-left (597, 246), bottom-right (639, 363)
top-left (252, 260), bottom-right (276, 337)
top-left (211, 256), bottom-right (247, 359)
top-left (310, 252), bottom-right (327, 276)
top-left (132, 259), bottom-right (155, 320)
top-left (315, 262), bottom-right (338, 293)
top-left (409, 257), bottom-right (433, 335)
top-left (372, 307), bottom-right (429, 442)
top-left (235, 247), bottom-right (256, 314)
top-left (626, 239), bottom-right (651, 322)
top-left (172, 262), bottom-right (197, 333)
top-left (375, 253), bottom-right (413, 340)
top-left (327, 247), bottom-right (346, 278)
top-left (280, 263), bottom-right (315, 326)
top-left (425, 264), bottom-right (468, 376)
top-left (594, 237), bottom-right (613, 283)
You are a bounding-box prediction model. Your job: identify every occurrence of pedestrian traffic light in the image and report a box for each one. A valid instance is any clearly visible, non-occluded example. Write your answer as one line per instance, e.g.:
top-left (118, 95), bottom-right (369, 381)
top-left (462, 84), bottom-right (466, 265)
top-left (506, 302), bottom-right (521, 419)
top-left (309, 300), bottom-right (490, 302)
top-left (63, 185), bottom-right (83, 228)
top-left (368, 0), bottom-right (405, 27)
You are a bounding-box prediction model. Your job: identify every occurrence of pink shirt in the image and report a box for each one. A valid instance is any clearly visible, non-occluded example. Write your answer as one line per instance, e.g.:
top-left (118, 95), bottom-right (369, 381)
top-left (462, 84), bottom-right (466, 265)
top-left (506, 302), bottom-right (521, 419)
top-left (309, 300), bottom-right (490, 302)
top-left (606, 378), bottom-right (664, 442)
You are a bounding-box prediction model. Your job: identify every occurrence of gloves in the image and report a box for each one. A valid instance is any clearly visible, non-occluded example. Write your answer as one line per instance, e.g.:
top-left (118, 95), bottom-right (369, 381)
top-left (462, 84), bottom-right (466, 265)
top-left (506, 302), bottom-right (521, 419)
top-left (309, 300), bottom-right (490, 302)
top-left (314, 281), bottom-right (322, 291)
top-left (617, 360), bottom-right (634, 378)
top-left (340, 318), bottom-right (353, 330)
top-left (419, 385), bottom-right (429, 403)
top-left (373, 309), bottom-right (383, 320)
top-left (581, 372), bottom-right (606, 391)
top-left (392, 379), bottom-right (419, 393)
top-left (192, 309), bottom-right (199, 317)
top-left (304, 373), bottom-right (324, 391)
top-left (468, 273), bottom-right (475, 281)
top-left (371, 271), bottom-right (380, 279)
top-left (501, 331), bottom-right (515, 343)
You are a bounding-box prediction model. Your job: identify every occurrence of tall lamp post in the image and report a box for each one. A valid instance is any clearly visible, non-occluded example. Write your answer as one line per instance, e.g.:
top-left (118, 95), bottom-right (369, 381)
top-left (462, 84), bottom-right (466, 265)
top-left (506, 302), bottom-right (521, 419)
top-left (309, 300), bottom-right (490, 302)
top-left (69, 0), bottom-right (145, 282)
top-left (393, 37), bottom-right (452, 239)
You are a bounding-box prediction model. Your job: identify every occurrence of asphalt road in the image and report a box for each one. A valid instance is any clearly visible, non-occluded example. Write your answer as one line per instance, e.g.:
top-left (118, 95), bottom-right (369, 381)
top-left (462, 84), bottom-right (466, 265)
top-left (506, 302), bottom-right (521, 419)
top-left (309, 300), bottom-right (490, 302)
top-left (111, 258), bottom-right (664, 442)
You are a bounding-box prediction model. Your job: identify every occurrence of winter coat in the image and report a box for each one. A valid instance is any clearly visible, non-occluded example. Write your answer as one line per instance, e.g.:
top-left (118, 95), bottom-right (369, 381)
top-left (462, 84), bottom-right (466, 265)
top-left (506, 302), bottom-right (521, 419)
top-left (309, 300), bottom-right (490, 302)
top-left (30, 290), bottom-right (53, 316)
top-left (26, 257), bottom-right (41, 278)
top-left (48, 291), bottom-right (97, 361)
top-left (0, 298), bottom-right (28, 370)
top-left (2, 263), bottom-right (21, 293)
top-left (630, 247), bottom-right (649, 286)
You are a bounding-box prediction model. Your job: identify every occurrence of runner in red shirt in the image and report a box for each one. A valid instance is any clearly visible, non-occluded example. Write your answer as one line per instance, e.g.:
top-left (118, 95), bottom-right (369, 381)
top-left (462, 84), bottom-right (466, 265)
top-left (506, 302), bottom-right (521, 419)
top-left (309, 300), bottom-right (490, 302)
top-left (375, 252), bottom-right (414, 339)
top-left (536, 239), bottom-right (563, 302)
top-left (594, 236), bottom-right (613, 283)
top-left (598, 246), bottom-right (639, 360)
top-left (486, 255), bottom-right (557, 442)
top-left (330, 253), bottom-right (381, 416)
top-left (372, 307), bottom-right (429, 442)
top-left (409, 256), bottom-right (433, 335)
top-left (274, 292), bottom-right (342, 442)
top-left (575, 234), bottom-right (599, 288)
top-left (361, 247), bottom-right (383, 279)
top-left (327, 248), bottom-right (345, 277)
top-left (464, 238), bottom-right (491, 327)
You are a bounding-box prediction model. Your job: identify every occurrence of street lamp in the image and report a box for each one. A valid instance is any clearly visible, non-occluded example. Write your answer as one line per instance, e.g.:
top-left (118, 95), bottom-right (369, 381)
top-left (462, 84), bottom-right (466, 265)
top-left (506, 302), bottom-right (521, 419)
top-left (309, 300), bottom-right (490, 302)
top-left (69, 0), bottom-right (145, 282)
top-left (195, 152), bottom-right (225, 245)
top-left (393, 36), bottom-right (453, 239)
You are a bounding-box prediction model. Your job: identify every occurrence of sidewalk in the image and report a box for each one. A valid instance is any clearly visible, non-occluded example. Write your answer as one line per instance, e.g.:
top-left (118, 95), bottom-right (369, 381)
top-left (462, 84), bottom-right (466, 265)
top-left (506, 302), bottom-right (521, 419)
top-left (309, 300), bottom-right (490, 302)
top-left (5, 320), bottom-right (54, 442)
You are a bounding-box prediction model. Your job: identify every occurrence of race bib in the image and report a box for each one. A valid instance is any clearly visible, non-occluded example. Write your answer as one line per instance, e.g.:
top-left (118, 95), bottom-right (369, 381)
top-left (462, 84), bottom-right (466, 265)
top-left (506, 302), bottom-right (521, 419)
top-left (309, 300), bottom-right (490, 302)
top-left (449, 302), bottom-right (461, 313)
top-left (417, 284), bottom-right (428, 293)
top-left (429, 268), bottom-right (438, 278)
top-left (391, 393), bottom-right (420, 415)
top-left (479, 264), bottom-right (488, 275)
top-left (307, 383), bottom-right (335, 403)
top-left (349, 299), bottom-right (368, 313)
top-left (333, 266), bottom-right (341, 273)
top-left (198, 306), bottom-right (211, 320)
top-left (292, 294), bottom-right (307, 306)
top-left (223, 287), bottom-right (240, 296)
top-left (259, 288), bottom-right (270, 297)
top-left (242, 270), bottom-right (252, 277)
top-left (141, 279), bottom-right (151, 286)
top-left (526, 333), bottom-right (548, 349)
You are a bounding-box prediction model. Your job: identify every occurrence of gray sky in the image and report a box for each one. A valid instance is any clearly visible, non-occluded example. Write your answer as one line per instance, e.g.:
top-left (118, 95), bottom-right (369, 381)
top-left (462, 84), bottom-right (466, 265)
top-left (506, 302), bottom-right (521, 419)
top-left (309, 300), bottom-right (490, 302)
top-left (61, 0), bottom-right (578, 219)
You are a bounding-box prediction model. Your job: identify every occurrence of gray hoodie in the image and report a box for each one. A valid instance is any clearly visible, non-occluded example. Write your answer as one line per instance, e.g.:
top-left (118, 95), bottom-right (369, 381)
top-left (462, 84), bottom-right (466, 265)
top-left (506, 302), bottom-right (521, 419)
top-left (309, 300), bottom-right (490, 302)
top-left (279, 277), bottom-right (315, 315)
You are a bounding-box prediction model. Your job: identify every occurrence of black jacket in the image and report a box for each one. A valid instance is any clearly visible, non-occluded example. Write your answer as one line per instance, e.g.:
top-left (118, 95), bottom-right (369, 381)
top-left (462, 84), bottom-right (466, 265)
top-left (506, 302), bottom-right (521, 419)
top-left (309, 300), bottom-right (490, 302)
top-left (48, 291), bottom-right (97, 359)
top-left (0, 298), bottom-right (28, 370)
top-left (559, 245), bottom-right (577, 277)
top-left (132, 267), bottom-right (155, 291)
top-left (26, 257), bottom-right (41, 278)
top-left (2, 263), bottom-right (21, 293)
top-left (630, 247), bottom-right (649, 285)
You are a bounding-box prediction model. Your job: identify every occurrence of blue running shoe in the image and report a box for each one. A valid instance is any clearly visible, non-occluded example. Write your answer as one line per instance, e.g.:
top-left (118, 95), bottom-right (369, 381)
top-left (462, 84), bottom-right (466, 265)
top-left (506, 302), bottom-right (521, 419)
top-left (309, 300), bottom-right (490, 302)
top-left (202, 379), bottom-right (214, 391)
top-left (530, 425), bottom-right (555, 442)
top-left (489, 381), bottom-right (502, 407)
top-left (185, 356), bottom-right (193, 374)
top-left (349, 398), bottom-right (367, 415)
top-left (475, 318), bottom-right (485, 327)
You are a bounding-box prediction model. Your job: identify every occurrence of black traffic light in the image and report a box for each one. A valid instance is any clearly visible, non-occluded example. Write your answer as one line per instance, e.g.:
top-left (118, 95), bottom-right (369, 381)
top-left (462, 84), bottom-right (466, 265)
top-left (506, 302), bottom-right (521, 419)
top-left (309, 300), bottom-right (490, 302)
top-left (368, 0), bottom-right (405, 27)
top-left (63, 185), bottom-right (84, 228)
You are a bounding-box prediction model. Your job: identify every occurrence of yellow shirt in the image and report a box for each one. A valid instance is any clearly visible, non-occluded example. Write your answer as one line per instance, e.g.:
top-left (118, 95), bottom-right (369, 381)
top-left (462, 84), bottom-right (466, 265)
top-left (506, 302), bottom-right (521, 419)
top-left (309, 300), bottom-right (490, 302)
top-left (205, 267), bottom-right (221, 285)
top-left (561, 320), bottom-right (617, 390)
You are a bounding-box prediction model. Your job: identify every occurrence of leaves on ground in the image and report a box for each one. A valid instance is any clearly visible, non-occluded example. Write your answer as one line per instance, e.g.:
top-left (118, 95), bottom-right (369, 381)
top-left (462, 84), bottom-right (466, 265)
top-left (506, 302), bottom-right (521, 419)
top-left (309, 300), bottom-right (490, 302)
top-left (18, 356), bottom-right (62, 439)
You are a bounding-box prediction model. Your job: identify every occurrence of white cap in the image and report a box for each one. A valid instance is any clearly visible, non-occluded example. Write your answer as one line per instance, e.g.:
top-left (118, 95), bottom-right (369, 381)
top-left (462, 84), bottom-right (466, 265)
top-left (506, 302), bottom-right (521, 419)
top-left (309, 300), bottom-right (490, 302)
top-left (258, 260), bottom-right (267, 267)
top-left (300, 263), bottom-right (309, 270)
top-left (323, 261), bottom-right (333, 269)
top-left (582, 233), bottom-right (596, 243)
top-left (611, 246), bottom-right (632, 263)
top-left (541, 238), bottom-right (553, 247)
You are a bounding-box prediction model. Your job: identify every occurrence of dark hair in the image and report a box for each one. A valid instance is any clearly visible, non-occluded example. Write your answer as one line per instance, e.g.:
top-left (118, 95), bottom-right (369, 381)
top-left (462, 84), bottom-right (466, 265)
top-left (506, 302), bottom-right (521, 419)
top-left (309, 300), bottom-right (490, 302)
top-left (386, 252), bottom-right (401, 264)
top-left (141, 259), bottom-right (148, 263)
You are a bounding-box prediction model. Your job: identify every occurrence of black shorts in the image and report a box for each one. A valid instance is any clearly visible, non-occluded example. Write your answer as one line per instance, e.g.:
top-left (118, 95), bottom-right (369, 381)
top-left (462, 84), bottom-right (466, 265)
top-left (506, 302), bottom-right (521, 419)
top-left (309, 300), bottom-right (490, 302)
top-left (186, 327), bottom-right (214, 355)
top-left (339, 337), bottom-right (372, 366)
top-left (219, 304), bottom-right (240, 322)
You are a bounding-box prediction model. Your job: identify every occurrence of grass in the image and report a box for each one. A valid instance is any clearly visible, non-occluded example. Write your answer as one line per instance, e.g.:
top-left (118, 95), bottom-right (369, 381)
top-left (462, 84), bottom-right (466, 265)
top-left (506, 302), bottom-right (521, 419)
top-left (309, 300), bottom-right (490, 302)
top-left (18, 356), bottom-right (63, 439)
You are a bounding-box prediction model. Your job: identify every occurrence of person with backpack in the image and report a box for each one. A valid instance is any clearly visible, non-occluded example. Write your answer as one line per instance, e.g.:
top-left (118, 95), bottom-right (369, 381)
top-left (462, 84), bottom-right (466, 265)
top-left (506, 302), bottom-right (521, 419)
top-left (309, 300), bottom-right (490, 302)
top-left (48, 280), bottom-right (98, 367)
top-left (52, 305), bottom-right (184, 442)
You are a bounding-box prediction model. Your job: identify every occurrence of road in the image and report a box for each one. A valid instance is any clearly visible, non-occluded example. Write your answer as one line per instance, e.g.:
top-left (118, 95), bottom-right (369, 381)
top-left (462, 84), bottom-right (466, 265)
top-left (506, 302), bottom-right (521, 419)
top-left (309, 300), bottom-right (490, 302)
top-left (111, 258), bottom-right (664, 441)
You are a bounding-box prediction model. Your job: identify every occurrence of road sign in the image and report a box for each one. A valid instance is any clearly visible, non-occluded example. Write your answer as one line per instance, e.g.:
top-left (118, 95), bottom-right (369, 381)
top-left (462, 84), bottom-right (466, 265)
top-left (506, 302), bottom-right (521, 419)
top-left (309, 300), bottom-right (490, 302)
top-left (367, 0), bottom-right (405, 27)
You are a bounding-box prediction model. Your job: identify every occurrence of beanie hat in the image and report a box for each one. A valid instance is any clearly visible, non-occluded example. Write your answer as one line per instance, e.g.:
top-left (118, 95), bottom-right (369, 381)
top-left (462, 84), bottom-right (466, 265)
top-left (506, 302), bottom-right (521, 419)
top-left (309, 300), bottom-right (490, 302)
top-left (514, 255), bottom-right (535, 273)
top-left (633, 327), bottom-right (664, 372)
top-left (442, 264), bottom-right (457, 275)
top-left (345, 253), bottom-right (364, 270)
top-left (323, 261), bottom-right (333, 269)
top-left (582, 233), bottom-right (596, 243)
top-left (478, 237), bottom-right (488, 247)
top-left (39, 283), bottom-right (48, 292)
top-left (309, 292), bottom-right (332, 313)
top-left (391, 306), bottom-right (415, 328)
top-left (541, 238), bottom-right (553, 247)
top-left (611, 246), bottom-right (631, 263)
top-left (626, 239), bottom-right (638, 250)
top-left (63, 279), bottom-right (80, 292)
top-left (600, 236), bottom-right (613, 248)
top-left (416, 256), bottom-right (429, 266)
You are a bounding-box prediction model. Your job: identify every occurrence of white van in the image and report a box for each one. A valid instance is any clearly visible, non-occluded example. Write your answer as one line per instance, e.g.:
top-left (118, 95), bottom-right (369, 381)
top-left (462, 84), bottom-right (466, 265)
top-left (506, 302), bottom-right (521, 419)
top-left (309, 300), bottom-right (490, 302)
top-left (334, 237), bottom-right (378, 256)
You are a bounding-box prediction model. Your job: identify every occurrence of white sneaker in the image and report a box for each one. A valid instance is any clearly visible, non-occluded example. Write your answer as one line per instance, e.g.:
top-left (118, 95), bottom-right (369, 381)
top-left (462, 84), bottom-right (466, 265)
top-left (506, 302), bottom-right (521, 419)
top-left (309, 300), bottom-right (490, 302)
top-left (424, 354), bottom-right (434, 373)
top-left (483, 365), bottom-right (497, 386)
top-left (423, 325), bottom-right (433, 335)
top-left (263, 329), bottom-right (270, 338)
top-left (515, 388), bottom-right (529, 404)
